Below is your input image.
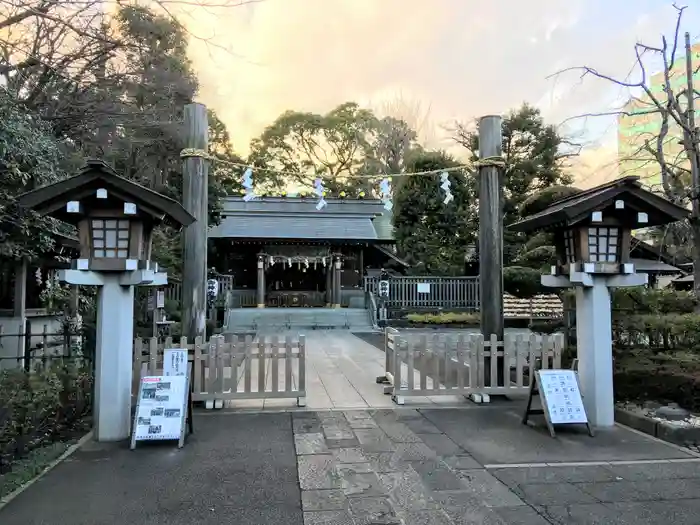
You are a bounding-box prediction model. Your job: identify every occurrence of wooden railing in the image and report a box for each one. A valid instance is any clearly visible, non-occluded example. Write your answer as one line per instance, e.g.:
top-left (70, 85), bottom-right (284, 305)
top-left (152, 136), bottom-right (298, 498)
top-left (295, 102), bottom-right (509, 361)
top-left (384, 330), bottom-right (563, 404)
top-left (363, 276), bottom-right (480, 310)
top-left (133, 335), bottom-right (306, 407)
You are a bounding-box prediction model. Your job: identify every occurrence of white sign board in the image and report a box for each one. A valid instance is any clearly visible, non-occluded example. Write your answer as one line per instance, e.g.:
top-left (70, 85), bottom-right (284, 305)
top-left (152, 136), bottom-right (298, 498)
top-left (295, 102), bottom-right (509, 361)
top-left (379, 280), bottom-right (390, 297)
top-left (164, 349), bottom-right (187, 377)
top-left (132, 375), bottom-right (188, 444)
top-left (156, 290), bottom-right (165, 309)
top-left (417, 282), bottom-right (431, 294)
top-left (537, 370), bottom-right (588, 425)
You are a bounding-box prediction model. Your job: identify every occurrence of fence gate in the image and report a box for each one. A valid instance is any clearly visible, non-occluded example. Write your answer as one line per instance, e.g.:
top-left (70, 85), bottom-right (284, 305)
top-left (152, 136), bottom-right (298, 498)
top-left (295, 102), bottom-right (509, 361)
top-left (383, 330), bottom-right (563, 405)
top-left (133, 335), bottom-right (307, 408)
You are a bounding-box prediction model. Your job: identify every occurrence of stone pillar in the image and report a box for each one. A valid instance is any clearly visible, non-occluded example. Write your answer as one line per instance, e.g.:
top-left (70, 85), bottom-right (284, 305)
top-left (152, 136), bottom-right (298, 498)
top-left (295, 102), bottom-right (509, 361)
top-left (333, 257), bottom-right (342, 308)
top-left (256, 256), bottom-right (265, 308)
top-left (325, 266), bottom-right (333, 307)
top-left (575, 279), bottom-right (614, 427)
top-left (543, 271), bottom-right (646, 428)
top-left (95, 275), bottom-right (135, 441)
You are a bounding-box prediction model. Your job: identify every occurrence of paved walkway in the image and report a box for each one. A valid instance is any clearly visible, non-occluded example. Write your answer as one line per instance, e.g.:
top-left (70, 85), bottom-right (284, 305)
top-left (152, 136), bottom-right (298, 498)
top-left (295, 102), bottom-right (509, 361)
top-left (0, 413), bottom-right (303, 525)
top-left (2, 405), bottom-right (699, 525)
top-left (225, 331), bottom-right (477, 411)
top-left (293, 406), bottom-right (700, 525)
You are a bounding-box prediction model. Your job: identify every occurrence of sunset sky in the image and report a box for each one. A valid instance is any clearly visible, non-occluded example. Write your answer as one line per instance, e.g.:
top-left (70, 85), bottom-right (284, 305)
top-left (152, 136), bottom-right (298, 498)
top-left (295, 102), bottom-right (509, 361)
top-left (177, 0), bottom-right (700, 187)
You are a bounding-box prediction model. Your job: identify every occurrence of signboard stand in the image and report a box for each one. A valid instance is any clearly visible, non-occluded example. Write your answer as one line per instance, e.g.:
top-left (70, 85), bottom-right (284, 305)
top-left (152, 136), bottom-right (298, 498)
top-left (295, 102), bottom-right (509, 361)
top-left (522, 369), bottom-right (594, 438)
top-left (130, 359), bottom-right (195, 450)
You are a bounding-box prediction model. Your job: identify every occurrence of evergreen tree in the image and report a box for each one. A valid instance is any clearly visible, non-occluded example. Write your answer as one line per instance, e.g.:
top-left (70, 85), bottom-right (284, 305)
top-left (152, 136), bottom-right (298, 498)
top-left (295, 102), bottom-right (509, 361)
top-left (394, 151), bottom-right (476, 276)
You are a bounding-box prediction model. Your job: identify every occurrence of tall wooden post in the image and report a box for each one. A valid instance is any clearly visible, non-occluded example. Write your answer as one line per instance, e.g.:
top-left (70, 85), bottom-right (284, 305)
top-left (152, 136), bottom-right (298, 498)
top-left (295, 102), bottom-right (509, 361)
top-left (333, 257), bottom-right (342, 308)
top-left (478, 115), bottom-right (505, 387)
top-left (256, 255), bottom-right (266, 308)
top-left (181, 103), bottom-right (208, 340)
top-left (325, 266), bottom-right (333, 307)
top-left (684, 32), bottom-right (700, 302)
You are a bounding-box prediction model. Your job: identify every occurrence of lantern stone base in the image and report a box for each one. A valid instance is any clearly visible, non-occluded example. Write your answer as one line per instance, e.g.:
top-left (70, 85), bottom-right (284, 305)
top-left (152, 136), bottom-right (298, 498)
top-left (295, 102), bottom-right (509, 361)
top-left (541, 271), bottom-right (647, 428)
top-left (59, 269), bottom-right (168, 442)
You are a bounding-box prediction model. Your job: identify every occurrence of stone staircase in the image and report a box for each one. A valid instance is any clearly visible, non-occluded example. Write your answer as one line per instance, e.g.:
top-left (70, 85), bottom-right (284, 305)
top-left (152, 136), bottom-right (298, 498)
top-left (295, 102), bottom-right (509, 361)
top-left (223, 308), bottom-right (376, 333)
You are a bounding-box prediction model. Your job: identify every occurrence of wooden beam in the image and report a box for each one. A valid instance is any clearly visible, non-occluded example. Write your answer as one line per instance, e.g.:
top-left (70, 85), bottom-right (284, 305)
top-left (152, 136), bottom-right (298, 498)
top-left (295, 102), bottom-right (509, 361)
top-left (478, 115), bottom-right (505, 387)
top-left (13, 258), bottom-right (27, 318)
top-left (181, 103), bottom-right (209, 340)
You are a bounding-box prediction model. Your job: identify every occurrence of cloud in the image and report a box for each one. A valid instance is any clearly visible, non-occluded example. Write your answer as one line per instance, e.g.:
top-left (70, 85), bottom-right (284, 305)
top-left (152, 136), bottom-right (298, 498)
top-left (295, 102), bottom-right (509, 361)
top-left (180, 0), bottom-right (698, 169)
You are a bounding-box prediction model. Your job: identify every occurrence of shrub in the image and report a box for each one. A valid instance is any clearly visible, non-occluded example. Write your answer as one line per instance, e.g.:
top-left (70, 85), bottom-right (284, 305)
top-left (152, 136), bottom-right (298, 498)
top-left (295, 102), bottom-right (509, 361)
top-left (503, 266), bottom-right (545, 298)
top-left (406, 312), bottom-right (480, 325)
top-left (612, 288), bottom-right (697, 315)
top-left (0, 362), bottom-right (92, 475)
top-left (613, 313), bottom-right (700, 351)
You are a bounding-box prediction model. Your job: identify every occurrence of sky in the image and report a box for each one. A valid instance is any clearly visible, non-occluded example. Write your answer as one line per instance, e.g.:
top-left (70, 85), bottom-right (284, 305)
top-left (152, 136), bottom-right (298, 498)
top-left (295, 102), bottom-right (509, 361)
top-left (176, 0), bottom-right (700, 188)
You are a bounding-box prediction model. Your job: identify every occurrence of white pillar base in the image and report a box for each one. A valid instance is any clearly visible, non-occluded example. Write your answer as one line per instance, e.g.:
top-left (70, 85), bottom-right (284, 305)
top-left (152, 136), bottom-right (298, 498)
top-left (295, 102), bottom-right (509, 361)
top-left (94, 275), bottom-right (135, 441)
top-left (575, 280), bottom-right (614, 427)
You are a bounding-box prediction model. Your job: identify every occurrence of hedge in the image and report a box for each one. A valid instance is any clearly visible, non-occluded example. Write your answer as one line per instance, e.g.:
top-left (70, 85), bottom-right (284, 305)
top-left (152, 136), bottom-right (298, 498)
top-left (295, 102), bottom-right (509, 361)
top-left (0, 362), bottom-right (92, 476)
top-left (406, 312), bottom-right (480, 325)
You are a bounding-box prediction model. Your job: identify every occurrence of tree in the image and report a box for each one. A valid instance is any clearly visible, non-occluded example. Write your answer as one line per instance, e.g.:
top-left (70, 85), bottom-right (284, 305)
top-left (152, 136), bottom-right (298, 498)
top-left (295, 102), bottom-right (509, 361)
top-left (453, 103), bottom-right (573, 264)
top-left (393, 151), bottom-right (477, 276)
top-left (550, 4), bottom-right (700, 293)
top-left (248, 102), bottom-right (381, 193)
top-left (0, 88), bottom-right (79, 260)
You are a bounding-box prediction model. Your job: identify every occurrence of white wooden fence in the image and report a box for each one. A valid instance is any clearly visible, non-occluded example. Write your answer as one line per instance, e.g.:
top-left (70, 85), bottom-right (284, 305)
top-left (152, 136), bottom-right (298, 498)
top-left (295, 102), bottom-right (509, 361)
top-left (133, 335), bottom-right (306, 408)
top-left (383, 328), bottom-right (563, 405)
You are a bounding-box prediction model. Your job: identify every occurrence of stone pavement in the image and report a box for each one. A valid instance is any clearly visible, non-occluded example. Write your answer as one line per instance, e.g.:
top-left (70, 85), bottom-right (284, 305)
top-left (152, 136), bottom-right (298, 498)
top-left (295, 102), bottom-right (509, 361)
top-left (294, 407), bottom-right (700, 525)
top-left (3, 405), bottom-right (700, 525)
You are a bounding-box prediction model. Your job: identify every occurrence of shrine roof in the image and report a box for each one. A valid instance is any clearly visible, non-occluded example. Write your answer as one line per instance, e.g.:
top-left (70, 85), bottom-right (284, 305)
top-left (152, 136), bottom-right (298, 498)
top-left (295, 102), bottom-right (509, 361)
top-left (509, 176), bottom-right (688, 232)
top-left (210, 196), bottom-right (394, 242)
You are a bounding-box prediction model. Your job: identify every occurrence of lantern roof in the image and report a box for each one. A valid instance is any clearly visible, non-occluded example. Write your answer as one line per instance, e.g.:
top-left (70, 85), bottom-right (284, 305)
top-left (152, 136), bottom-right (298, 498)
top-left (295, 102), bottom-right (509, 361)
top-left (17, 159), bottom-right (195, 228)
top-left (508, 176), bottom-right (689, 233)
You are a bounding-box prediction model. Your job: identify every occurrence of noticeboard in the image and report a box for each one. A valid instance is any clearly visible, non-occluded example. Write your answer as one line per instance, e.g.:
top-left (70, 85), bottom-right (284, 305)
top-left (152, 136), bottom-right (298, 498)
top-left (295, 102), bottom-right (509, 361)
top-left (164, 349), bottom-right (187, 377)
top-left (522, 369), bottom-right (593, 438)
top-left (416, 282), bottom-right (431, 294)
top-left (131, 374), bottom-right (190, 449)
top-left (537, 370), bottom-right (588, 424)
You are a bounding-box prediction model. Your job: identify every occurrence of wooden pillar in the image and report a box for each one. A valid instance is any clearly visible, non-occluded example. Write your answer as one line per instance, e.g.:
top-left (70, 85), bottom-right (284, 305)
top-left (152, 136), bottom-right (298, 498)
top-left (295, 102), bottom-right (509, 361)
top-left (358, 247), bottom-right (364, 284)
top-left (181, 103), bottom-right (209, 340)
top-left (478, 115), bottom-right (505, 387)
top-left (13, 259), bottom-right (28, 362)
top-left (333, 256), bottom-right (342, 308)
top-left (256, 255), bottom-right (266, 308)
top-left (13, 258), bottom-right (27, 318)
top-left (325, 266), bottom-right (333, 307)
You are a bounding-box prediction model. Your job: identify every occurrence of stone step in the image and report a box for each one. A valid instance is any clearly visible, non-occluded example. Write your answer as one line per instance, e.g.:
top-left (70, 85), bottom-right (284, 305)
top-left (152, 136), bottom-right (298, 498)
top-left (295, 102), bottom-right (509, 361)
top-left (223, 307), bottom-right (374, 331)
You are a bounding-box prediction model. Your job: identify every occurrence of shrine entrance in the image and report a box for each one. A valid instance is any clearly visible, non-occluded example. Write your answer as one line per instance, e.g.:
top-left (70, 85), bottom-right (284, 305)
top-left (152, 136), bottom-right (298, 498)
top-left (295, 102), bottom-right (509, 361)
top-left (263, 246), bottom-right (337, 307)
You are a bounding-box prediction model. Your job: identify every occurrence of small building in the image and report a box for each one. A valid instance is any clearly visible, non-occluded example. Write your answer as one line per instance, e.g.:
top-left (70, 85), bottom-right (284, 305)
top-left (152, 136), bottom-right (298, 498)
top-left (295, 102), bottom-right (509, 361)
top-left (208, 196), bottom-right (407, 308)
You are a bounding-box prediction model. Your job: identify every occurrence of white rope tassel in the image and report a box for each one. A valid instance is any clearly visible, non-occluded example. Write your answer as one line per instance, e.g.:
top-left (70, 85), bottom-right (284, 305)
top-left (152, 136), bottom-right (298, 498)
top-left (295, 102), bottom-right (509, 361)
top-left (242, 166), bottom-right (257, 202)
top-left (379, 178), bottom-right (393, 211)
top-left (440, 171), bottom-right (454, 204)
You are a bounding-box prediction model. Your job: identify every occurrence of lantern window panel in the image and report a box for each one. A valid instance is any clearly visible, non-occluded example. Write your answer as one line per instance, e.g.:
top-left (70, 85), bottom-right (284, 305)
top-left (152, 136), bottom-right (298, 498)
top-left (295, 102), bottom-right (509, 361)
top-left (588, 226), bottom-right (619, 262)
top-left (564, 229), bottom-right (576, 262)
top-left (91, 218), bottom-right (131, 258)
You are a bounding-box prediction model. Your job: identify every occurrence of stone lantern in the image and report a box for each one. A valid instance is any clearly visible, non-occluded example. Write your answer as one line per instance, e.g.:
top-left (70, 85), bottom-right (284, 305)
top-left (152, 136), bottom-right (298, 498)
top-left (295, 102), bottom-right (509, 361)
top-left (19, 159), bottom-right (195, 441)
top-left (510, 176), bottom-right (688, 428)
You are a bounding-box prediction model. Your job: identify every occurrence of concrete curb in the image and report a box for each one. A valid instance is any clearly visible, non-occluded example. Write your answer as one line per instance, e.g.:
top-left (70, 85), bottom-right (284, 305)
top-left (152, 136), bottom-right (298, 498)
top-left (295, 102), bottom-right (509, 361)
top-left (615, 420), bottom-right (700, 458)
top-left (615, 407), bottom-right (700, 450)
top-left (0, 430), bottom-right (94, 512)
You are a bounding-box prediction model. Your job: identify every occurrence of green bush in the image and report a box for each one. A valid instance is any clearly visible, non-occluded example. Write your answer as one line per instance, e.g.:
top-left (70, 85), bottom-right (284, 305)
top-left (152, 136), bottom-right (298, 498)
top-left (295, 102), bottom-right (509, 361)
top-left (406, 312), bottom-right (480, 325)
top-left (612, 288), bottom-right (697, 315)
top-left (613, 313), bottom-right (700, 351)
top-left (503, 266), bottom-right (545, 298)
top-left (0, 362), bottom-right (92, 476)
